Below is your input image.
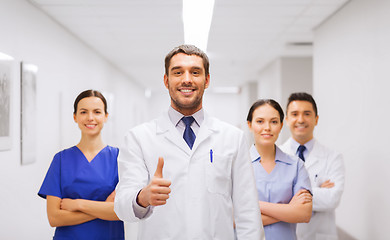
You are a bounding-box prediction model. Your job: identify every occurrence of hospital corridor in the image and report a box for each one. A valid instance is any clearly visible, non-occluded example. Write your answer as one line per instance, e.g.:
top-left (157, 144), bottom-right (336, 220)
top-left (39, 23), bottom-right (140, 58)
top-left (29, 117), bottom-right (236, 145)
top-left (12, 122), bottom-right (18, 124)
top-left (0, 0), bottom-right (389, 239)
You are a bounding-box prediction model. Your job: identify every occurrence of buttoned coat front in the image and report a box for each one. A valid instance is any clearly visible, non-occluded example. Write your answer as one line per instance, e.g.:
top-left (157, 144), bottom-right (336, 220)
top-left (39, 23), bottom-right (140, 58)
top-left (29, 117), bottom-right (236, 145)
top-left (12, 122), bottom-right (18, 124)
top-left (115, 112), bottom-right (263, 240)
top-left (281, 138), bottom-right (345, 240)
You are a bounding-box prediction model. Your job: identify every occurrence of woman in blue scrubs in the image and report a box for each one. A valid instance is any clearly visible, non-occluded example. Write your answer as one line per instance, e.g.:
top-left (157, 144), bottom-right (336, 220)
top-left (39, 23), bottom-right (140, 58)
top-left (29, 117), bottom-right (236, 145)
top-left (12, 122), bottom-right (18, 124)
top-left (247, 99), bottom-right (312, 240)
top-left (38, 90), bottom-right (124, 240)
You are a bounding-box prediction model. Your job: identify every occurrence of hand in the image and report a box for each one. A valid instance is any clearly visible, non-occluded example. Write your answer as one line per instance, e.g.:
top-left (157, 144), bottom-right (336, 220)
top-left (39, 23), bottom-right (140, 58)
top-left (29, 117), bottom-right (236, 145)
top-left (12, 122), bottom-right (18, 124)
top-left (320, 179), bottom-right (335, 188)
top-left (106, 190), bottom-right (116, 202)
top-left (289, 189), bottom-right (312, 205)
top-left (137, 157), bottom-right (171, 207)
top-left (60, 198), bottom-right (79, 212)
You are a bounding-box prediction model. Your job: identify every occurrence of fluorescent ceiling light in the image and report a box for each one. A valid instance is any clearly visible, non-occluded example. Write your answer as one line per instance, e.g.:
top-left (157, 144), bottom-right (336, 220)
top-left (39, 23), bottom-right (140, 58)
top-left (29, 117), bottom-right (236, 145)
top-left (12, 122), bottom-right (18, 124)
top-left (182, 0), bottom-right (215, 52)
top-left (0, 52), bottom-right (14, 61)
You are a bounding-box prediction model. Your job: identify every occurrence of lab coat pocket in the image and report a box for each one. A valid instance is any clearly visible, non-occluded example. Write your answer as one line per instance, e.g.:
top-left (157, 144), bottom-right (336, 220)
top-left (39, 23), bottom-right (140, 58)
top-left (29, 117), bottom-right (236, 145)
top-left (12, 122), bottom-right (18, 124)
top-left (313, 171), bottom-right (326, 188)
top-left (205, 154), bottom-right (232, 197)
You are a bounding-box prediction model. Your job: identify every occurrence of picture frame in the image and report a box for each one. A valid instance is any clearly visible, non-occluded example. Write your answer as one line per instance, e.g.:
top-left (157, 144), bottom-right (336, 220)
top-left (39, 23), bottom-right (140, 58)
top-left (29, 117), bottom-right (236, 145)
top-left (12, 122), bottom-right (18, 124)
top-left (20, 62), bottom-right (38, 165)
top-left (0, 55), bottom-right (13, 151)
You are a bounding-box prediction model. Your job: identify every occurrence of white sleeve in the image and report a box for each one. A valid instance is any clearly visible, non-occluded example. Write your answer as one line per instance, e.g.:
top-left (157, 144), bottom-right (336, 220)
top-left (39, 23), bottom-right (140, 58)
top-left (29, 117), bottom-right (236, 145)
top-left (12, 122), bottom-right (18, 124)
top-left (233, 132), bottom-right (264, 240)
top-left (114, 129), bottom-right (153, 222)
top-left (312, 152), bottom-right (345, 212)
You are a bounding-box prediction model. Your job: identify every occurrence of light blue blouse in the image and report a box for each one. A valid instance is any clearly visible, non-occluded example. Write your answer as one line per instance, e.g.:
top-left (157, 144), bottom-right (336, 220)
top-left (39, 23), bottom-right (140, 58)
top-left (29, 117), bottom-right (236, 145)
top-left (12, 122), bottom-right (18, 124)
top-left (250, 145), bottom-right (311, 240)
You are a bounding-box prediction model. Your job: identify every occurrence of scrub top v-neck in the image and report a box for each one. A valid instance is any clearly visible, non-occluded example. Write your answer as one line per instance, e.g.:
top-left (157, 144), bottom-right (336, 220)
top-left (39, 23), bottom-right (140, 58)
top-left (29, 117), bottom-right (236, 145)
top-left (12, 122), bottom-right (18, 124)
top-left (38, 145), bottom-right (124, 240)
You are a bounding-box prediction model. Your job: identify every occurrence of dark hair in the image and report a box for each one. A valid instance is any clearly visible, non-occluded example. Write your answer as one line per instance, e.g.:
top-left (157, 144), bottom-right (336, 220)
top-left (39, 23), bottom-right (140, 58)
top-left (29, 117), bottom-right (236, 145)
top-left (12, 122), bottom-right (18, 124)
top-left (286, 92), bottom-right (318, 116)
top-left (164, 44), bottom-right (210, 76)
top-left (247, 99), bottom-right (284, 123)
top-left (73, 89), bottom-right (107, 114)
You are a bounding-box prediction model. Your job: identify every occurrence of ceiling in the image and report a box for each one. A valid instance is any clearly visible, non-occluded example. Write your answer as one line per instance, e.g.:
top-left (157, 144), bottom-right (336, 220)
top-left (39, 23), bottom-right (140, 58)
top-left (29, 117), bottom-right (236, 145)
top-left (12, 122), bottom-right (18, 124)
top-left (28, 0), bottom-right (349, 92)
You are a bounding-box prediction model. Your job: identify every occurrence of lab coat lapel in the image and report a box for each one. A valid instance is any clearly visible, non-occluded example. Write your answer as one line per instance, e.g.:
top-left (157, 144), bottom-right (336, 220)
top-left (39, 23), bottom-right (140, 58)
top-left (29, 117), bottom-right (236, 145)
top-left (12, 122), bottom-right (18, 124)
top-left (156, 113), bottom-right (192, 156)
top-left (191, 114), bottom-right (216, 153)
top-left (305, 140), bottom-right (321, 169)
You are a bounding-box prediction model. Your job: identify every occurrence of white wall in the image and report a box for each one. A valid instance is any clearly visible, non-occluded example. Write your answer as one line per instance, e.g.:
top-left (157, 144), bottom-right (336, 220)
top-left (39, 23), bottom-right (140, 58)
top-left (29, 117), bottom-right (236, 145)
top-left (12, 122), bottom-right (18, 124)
top-left (0, 0), bottom-right (146, 239)
top-left (240, 81), bottom-right (258, 144)
top-left (280, 57), bottom-right (313, 108)
top-left (257, 56), bottom-right (313, 143)
top-left (257, 59), bottom-right (282, 101)
top-left (314, 1), bottom-right (390, 239)
top-left (203, 91), bottom-right (242, 128)
top-left (145, 90), bottom-right (171, 121)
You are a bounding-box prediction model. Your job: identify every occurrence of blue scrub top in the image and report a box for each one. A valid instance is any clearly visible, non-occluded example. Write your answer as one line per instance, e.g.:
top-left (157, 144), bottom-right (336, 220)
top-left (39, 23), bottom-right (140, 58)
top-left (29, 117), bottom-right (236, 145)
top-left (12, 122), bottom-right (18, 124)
top-left (38, 146), bottom-right (124, 240)
top-left (250, 145), bottom-right (311, 240)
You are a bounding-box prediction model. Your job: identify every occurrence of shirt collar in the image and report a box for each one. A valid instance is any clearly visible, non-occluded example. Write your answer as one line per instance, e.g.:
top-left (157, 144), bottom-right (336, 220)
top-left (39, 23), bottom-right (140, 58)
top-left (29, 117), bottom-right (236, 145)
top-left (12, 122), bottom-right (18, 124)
top-left (290, 137), bottom-right (315, 154)
top-left (168, 106), bottom-right (204, 127)
top-left (250, 144), bottom-right (293, 165)
top-left (275, 145), bottom-right (294, 165)
top-left (250, 144), bottom-right (261, 163)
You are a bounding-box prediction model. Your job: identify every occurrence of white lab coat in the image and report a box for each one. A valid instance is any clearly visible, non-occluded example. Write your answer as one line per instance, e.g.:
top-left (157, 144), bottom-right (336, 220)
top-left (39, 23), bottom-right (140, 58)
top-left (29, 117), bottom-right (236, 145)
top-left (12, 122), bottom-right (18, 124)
top-left (280, 138), bottom-right (345, 240)
top-left (115, 112), bottom-right (263, 240)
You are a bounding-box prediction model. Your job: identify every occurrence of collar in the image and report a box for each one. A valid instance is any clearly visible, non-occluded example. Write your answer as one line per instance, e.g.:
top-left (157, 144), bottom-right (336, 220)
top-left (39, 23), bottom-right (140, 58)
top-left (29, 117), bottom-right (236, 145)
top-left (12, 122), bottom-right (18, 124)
top-left (250, 144), bottom-right (294, 165)
top-left (168, 106), bottom-right (204, 127)
top-left (250, 144), bottom-right (261, 162)
top-left (290, 137), bottom-right (315, 154)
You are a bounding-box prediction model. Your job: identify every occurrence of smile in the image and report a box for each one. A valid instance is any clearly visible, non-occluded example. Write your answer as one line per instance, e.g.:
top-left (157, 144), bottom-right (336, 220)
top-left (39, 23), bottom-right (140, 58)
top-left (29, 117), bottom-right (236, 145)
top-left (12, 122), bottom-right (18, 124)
top-left (180, 89), bottom-right (194, 93)
top-left (261, 134), bottom-right (273, 137)
top-left (85, 124), bottom-right (97, 129)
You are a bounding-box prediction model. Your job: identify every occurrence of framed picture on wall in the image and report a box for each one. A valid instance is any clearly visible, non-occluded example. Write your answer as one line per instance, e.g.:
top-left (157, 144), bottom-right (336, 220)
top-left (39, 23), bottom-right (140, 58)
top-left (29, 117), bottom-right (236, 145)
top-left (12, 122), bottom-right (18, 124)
top-left (20, 62), bottom-right (38, 165)
top-left (0, 54), bottom-right (13, 151)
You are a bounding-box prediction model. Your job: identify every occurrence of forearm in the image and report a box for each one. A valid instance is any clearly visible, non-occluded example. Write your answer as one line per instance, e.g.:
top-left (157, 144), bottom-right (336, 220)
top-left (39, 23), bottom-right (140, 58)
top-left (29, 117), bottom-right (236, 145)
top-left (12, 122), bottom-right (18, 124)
top-left (259, 201), bottom-right (312, 223)
top-left (49, 209), bottom-right (95, 227)
top-left (312, 187), bottom-right (343, 211)
top-left (47, 196), bottom-right (95, 227)
top-left (77, 200), bottom-right (119, 221)
top-left (261, 214), bottom-right (279, 226)
top-left (313, 153), bottom-right (345, 211)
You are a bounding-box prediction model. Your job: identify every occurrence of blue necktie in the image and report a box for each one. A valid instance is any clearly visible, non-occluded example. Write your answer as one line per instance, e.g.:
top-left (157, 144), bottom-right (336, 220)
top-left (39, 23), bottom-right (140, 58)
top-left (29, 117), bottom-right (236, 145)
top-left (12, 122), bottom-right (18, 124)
top-left (182, 116), bottom-right (196, 149)
top-left (297, 145), bottom-right (306, 162)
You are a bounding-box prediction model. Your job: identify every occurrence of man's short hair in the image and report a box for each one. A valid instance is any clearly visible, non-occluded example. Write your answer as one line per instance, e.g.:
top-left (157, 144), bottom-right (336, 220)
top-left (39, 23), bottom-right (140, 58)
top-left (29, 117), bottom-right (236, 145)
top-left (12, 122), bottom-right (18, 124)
top-left (287, 92), bottom-right (318, 116)
top-left (164, 44), bottom-right (210, 76)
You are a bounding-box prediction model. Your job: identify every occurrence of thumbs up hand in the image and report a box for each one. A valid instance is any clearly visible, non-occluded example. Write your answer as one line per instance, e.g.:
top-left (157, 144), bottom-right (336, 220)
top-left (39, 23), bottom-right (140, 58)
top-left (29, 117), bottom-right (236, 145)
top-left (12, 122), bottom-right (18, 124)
top-left (154, 156), bottom-right (164, 178)
top-left (137, 157), bottom-right (172, 208)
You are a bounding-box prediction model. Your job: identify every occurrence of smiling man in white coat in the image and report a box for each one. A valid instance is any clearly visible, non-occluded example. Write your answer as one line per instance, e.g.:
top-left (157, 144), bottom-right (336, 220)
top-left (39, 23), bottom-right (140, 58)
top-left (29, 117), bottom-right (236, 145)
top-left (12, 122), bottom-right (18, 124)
top-left (114, 45), bottom-right (263, 240)
top-left (280, 92), bottom-right (345, 240)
